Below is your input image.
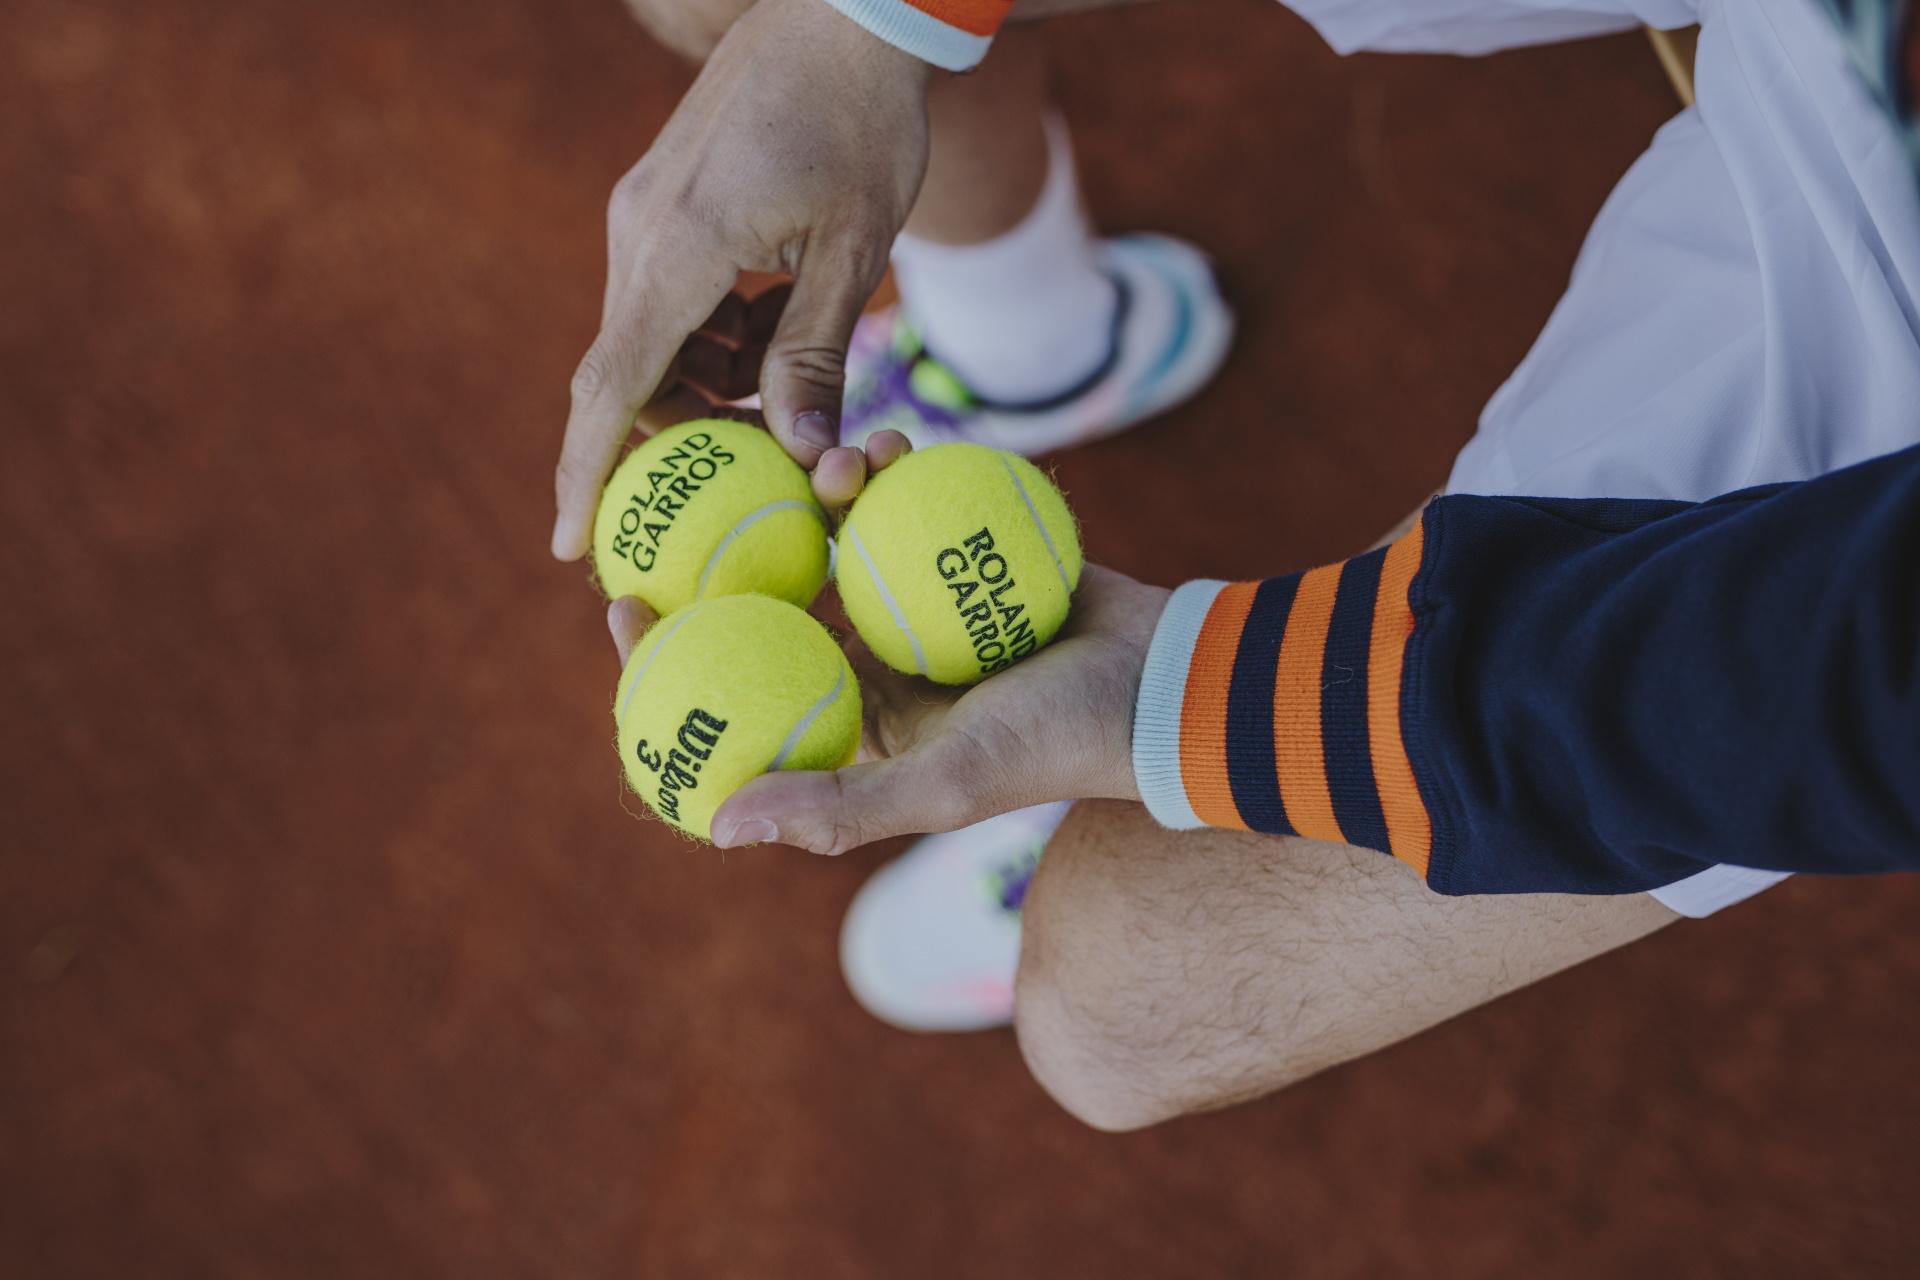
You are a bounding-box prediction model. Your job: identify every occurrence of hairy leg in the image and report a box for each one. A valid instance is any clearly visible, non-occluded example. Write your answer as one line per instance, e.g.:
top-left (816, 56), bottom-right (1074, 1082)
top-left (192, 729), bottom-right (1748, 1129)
top-left (1015, 799), bottom-right (1677, 1131)
top-left (623, 0), bottom-right (1051, 244)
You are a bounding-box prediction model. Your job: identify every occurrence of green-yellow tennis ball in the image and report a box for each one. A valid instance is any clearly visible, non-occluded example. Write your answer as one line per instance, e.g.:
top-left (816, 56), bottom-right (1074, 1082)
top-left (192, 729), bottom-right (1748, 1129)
top-left (592, 419), bottom-right (829, 614)
top-left (613, 594), bottom-right (861, 842)
top-left (836, 443), bottom-right (1083, 686)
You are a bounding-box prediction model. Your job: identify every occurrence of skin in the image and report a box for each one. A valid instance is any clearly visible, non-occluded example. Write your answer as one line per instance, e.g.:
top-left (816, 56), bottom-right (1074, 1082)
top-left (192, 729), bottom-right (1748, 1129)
top-left (554, 0), bottom-right (1072, 552)
top-left (1017, 801), bottom-right (1676, 1130)
top-left (587, 0), bottom-right (1686, 1130)
top-left (605, 515), bottom-right (1679, 1131)
top-left (552, 0), bottom-right (931, 560)
top-left (609, 556), bottom-right (1168, 849)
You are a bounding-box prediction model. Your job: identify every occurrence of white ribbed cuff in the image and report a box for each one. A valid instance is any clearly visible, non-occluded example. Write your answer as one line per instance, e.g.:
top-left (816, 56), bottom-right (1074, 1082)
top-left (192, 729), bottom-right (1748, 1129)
top-left (1131, 580), bottom-right (1226, 830)
top-left (816, 0), bottom-right (992, 71)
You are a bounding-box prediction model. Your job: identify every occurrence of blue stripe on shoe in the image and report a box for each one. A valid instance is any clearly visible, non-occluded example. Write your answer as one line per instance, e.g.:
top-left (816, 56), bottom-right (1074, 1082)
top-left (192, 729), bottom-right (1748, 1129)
top-left (1125, 254), bottom-right (1196, 419)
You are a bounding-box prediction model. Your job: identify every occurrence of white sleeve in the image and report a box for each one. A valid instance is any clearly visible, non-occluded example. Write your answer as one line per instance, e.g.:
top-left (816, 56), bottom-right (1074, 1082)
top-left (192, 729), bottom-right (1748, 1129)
top-left (1282, 0), bottom-right (1700, 56)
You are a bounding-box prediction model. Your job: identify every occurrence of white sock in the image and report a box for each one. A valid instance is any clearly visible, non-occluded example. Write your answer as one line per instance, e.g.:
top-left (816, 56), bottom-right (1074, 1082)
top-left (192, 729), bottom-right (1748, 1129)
top-left (890, 116), bottom-right (1117, 404)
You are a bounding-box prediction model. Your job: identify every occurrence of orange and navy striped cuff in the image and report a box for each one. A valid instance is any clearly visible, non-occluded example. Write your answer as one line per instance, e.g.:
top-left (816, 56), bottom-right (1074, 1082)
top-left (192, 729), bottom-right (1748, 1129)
top-left (818, 0), bottom-right (1013, 70)
top-left (1132, 518), bottom-right (1436, 878)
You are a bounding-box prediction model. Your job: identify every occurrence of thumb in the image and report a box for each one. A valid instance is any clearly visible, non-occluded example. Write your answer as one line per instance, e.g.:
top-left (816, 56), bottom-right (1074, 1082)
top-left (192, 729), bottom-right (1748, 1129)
top-left (710, 747), bottom-right (998, 855)
top-left (759, 233), bottom-right (889, 468)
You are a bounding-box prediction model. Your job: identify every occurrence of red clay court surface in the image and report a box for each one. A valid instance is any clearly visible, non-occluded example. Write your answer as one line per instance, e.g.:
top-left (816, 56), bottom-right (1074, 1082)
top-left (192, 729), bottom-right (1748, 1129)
top-left (5, 1), bottom-right (1918, 1275)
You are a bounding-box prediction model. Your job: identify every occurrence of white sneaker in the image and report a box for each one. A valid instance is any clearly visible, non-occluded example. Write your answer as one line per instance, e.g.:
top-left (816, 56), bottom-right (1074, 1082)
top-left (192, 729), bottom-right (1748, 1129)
top-left (840, 234), bottom-right (1235, 456)
top-left (839, 802), bottom-right (1072, 1033)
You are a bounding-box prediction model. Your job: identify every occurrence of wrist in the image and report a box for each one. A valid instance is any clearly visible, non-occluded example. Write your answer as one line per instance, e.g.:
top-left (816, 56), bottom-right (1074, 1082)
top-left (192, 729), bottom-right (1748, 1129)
top-left (750, 0), bottom-right (936, 84)
top-left (807, 0), bottom-right (999, 72)
top-left (1097, 578), bottom-right (1169, 803)
top-left (1129, 579), bottom-right (1228, 827)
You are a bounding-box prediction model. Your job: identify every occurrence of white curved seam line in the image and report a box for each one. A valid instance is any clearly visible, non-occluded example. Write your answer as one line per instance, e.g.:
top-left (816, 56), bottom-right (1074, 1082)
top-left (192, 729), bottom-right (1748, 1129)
top-left (695, 499), bottom-right (825, 599)
top-left (616, 604), bottom-right (703, 728)
top-left (998, 454), bottom-right (1072, 593)
top-left (846, 526), bottom-right (928, 676)
top-left (769, 664), bottom-right (846, 770)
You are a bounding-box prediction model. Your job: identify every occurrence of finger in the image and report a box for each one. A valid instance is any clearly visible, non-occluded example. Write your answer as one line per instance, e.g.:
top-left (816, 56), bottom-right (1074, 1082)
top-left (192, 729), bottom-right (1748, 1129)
top-left (710, 747), bottom-right (995, 854)
top-left (864, 429), bottom-right (912, 473)
top-left (607, 596), bottom-right (659, 666)
top-left (814, 431), bottom-right (909, 511)
top-left (553, 273), bottom-right (727, 561)
top-left (759, 235), bottom-right (888, 466)
top-left (811, 445), bottom-right (867, 510)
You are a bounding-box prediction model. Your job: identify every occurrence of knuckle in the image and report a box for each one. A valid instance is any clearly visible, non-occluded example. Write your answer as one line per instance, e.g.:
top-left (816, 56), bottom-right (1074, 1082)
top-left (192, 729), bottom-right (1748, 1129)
top-left (931, 726), bottom-right (1020, 818)
top-left (767, 342), bottom-right (847, 394)
top-left (609, 164), bottom-right (650, 213)
top-left (553, 452), bottom-right (600, 502)
top-left (838, 235), bottom-right (892, 288)
top-left (816, 774), bottom-right (871, 856)
top-left (819, 819), bottom-right (865, 858)
top-left (570, 348), bottom-right (614, 406)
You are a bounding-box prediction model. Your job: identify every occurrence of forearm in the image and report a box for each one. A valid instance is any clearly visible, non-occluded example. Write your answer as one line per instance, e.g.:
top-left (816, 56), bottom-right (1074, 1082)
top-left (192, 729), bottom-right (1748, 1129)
top-left (1134, 443), bottom-right (1920, 894)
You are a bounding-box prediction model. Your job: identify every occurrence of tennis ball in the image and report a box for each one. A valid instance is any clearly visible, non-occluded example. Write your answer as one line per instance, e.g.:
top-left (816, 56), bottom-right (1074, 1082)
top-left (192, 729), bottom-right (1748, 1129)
top-left (836, 443), bottom-right (1082, 685)
top-left (593, 419), bottom-right (829, 615)
top-left (613, 594), bottom-right (861, 842)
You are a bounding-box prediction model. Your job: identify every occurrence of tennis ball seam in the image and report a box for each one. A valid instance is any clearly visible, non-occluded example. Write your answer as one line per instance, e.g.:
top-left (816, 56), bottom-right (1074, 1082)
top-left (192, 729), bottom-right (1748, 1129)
top-left (614, 597), bottom-right (858, 838)
top-left (996, 453), bottom-right (1075, 594)
top-left (694, 499), bottom-right (828, 601)
top-left (593, 420), bottom-right (828, 614)
top-left (769, 662), bottom-right (850, 768)
top-left (844, 524), bottom-right (930, 677)
top-left (615, 602), bottom-right (706, 730)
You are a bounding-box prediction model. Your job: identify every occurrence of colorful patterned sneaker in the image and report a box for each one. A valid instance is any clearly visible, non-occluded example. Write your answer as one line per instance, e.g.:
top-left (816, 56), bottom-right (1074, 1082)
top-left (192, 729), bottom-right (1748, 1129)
top-left (839, 802), bottom-right (1071, 1033)
top-left (841, 234), bottom-right (1235, 455)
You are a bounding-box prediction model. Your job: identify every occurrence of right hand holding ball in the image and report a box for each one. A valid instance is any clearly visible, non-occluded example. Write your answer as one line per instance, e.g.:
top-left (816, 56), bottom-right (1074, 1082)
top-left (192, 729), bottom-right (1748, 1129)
top-left (600, 432), bottom-right (1160, 852)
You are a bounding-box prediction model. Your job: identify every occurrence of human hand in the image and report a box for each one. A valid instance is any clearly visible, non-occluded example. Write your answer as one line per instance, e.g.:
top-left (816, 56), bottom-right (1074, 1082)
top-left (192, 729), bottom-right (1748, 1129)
top-left (552, 0), bottom-right (931, 559)
top-left (607, 561), bottom-right (1169, 853)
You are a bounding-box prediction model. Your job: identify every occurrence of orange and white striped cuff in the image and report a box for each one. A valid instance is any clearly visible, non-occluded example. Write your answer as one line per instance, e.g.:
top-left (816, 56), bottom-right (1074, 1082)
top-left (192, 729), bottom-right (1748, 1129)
top-left (818, 0), bottom-right (1013, 70)
top-left (1132, 517), bottom-right (1436, 878)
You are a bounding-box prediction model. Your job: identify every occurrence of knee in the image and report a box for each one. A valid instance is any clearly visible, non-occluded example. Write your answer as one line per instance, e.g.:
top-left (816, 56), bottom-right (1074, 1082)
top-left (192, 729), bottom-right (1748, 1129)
top-left (620, 0), bottom-right (752, 63)
top-left (1013, 802), bottom-right (1292, 1132)
top-left (1014, 953), bottom-right (1181, 1132)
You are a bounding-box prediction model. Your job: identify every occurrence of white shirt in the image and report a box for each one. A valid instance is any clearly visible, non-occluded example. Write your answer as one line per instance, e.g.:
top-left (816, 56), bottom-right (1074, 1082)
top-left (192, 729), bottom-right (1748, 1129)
top-left (1287, 0), bottom-right (1920, 913)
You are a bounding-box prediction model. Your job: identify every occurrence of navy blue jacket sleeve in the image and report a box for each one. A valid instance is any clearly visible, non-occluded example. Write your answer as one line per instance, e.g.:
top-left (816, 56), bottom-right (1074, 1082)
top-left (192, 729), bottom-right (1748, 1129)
top-left (1413, 442), bottom-right (1920, 893)
top-left (1135, 442), bottom-right (1920, 894)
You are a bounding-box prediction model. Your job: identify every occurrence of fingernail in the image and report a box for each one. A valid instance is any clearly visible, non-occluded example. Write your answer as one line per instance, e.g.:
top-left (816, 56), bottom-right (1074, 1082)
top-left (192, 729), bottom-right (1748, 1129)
top-left (714, 818), bottom-right (778, 849)
top-left (551, 517), bottom-right (582, 561)
top-left (793, 412), bottom-right (836, 456)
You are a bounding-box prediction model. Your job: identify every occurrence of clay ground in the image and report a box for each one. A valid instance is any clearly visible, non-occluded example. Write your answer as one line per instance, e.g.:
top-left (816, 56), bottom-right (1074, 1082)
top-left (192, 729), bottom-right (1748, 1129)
top-left (4, 1), bottom-right (1918, 1275)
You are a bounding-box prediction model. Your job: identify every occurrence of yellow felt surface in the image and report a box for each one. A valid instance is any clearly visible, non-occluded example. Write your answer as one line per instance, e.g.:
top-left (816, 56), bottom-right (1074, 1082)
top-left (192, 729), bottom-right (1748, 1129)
top-left (613, 595), bottom-right (860, 841)
top-left (837, 444), bottom-right (1083, 685)
top-left (592, 420), bottom-right (829, 614)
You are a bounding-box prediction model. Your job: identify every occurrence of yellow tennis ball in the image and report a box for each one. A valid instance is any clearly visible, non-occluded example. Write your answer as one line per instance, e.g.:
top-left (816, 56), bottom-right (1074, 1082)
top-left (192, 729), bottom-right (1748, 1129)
top-left (593, 419), bottom-right (829, 614)
top-left (613, 594), bottom-right (861, 842)
top-left (836, 443), bottom-right (1083, 686)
